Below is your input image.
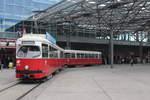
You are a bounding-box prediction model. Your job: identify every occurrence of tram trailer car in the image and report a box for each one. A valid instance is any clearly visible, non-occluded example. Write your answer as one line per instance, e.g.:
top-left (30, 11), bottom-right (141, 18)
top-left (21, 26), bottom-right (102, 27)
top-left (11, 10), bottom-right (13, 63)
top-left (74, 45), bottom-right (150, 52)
top-left (16, 34), bottom-right (102, 80)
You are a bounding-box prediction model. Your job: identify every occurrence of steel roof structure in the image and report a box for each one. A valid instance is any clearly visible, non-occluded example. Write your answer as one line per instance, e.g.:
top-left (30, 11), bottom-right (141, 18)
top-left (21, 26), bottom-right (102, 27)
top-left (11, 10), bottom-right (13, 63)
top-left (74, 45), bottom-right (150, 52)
top-left (28, 0), bottom-right (150, 35)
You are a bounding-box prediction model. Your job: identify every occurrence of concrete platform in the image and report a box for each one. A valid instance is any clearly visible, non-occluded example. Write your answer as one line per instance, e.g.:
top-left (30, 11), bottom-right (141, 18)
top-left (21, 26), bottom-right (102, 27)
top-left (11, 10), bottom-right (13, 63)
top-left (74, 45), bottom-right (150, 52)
top-left (0, 69), bottom-right (16, 88)
top-left (36, 64), bottom-right (150, 100)
top-left (0, 65), bottom-right (150, 100)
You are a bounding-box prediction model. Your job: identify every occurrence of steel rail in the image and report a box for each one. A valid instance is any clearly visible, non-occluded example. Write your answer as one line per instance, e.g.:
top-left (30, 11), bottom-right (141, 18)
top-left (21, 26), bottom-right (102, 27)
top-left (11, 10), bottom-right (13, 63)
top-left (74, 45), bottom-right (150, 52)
top-left (16, 83), bottom-right (42, 100)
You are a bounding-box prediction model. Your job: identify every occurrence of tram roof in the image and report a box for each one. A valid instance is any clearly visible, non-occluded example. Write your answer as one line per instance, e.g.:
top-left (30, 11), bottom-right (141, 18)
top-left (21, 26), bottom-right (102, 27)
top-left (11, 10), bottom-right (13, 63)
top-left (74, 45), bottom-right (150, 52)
top-left (64, 49), bottom-right (101, 54)
top-left (17, 34), bottom-right (64, 51)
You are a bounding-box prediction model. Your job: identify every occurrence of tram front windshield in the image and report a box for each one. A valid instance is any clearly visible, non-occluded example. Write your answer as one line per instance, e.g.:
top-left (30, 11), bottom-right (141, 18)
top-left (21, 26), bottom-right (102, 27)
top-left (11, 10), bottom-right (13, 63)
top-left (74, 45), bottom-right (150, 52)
top-left (17, 46), bottom-right (41, 58)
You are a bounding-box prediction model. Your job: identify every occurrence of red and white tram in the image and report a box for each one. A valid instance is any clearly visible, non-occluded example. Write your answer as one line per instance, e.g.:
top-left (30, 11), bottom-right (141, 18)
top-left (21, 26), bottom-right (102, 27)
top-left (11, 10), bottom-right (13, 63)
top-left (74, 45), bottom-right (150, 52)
top-left (16, 34), bottom-right (102, 80)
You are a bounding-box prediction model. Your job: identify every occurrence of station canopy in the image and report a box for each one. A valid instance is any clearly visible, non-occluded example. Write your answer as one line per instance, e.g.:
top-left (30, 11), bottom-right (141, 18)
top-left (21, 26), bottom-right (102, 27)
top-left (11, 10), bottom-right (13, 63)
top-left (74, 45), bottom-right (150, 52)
top-left (28, 0), bottom-right (150, 34)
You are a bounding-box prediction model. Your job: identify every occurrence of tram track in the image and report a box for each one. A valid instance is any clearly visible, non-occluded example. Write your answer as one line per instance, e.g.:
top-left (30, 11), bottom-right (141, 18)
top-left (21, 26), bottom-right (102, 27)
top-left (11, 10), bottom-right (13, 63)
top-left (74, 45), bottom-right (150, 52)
top-left (0, 81), bottom-right (42, 100)
top-left (16, 83), bottom-right (41, 100)
top-left (0, 81), bottom-right (20, 93)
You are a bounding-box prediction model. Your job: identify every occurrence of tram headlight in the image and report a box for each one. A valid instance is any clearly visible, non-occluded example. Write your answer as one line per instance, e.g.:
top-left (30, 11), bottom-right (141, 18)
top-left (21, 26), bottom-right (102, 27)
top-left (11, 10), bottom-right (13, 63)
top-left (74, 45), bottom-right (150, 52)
top-left (24, 65), bottom-right (30, 70)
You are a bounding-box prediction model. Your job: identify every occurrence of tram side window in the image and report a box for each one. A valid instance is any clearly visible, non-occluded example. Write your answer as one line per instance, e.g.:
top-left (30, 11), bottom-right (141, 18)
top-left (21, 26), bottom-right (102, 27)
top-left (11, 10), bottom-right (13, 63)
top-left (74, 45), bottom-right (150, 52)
top-left (77, 53), bottom-right (82, 58)
top-left (85, 54), bottom-right (88, 58)
top-left (77, 53), bottom-right (80, 58)
top-left (89, 54), bottom-right (93, 58)
top-left (60, 51), bottom-right (64, 58)
top-left (99, 54), bottom-right (101, 58)
top-left (42, 44), bottom-right (48, 58)
top-left (71, 53), bottom-right (75, 58)
top-left (81, 54), bottom-right (85, 58)
top-left (92, 54), bottom-right (94, 58)
top-left (95, 54), bottom-right (98, 58)
top-left (49, 46), bottom-right (58, 59)
top-left (65, 53), bottom-right (70, 58)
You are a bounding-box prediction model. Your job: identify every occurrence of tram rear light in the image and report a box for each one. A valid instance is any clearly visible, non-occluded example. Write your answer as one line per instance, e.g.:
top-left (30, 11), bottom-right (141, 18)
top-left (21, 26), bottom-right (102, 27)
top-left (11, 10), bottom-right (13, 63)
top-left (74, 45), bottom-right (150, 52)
top-left (24, 65), bottom-right (30, 70)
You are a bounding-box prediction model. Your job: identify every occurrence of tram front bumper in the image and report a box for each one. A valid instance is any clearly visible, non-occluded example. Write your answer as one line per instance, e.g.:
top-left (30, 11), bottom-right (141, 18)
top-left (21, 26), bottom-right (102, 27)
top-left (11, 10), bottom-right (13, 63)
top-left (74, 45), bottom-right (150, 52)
top-left (16, 70), bottom-right (43, 74)
top-left (16, 70), bottom-right (45, 79)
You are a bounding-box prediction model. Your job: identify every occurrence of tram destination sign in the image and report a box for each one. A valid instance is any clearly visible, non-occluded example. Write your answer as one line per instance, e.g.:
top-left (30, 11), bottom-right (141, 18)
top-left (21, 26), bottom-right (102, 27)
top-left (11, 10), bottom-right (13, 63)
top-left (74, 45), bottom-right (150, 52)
top-left (22, 41), bottom-right (35, 45)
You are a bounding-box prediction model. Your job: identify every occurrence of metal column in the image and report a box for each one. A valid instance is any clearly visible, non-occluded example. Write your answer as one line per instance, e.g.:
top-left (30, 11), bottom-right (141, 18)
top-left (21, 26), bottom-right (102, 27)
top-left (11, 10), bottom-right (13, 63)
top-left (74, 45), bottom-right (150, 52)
top-left (110, 30), bottom-right (114, 68)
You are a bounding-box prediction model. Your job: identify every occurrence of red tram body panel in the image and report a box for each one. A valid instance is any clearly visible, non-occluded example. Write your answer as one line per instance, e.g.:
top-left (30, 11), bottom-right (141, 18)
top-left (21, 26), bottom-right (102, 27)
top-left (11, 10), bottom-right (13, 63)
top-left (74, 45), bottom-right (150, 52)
top-left (16, 34), bottom-right (102, 80)
top-left (16, 59), bottom-right (66, 79)
top-left (67, 59), bottom-right (102, 66)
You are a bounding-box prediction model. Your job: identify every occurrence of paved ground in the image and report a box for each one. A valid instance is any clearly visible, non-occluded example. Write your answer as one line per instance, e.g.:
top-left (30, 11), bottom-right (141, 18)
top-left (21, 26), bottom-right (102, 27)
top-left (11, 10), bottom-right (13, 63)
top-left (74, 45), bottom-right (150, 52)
top-left (36, 64), bottom-right (150, 100)
top-left (0, 68), bottom-right (16, 89)
top-left (0, 64), bottom-right (150, 100)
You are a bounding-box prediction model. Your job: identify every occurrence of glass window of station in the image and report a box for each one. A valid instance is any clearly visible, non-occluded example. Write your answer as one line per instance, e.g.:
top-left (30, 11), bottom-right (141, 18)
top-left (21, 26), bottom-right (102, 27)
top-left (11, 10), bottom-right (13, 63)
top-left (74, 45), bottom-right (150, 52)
top-left (0, 0), bottom-right (61, 32)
